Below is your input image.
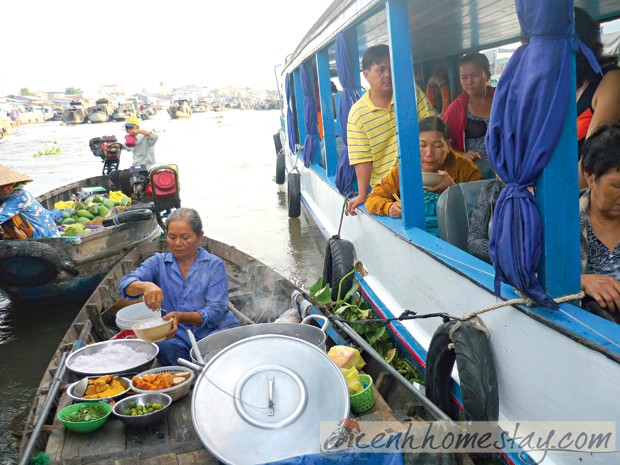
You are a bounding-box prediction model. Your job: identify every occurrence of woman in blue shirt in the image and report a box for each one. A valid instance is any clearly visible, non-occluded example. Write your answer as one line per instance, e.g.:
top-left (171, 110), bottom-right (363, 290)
top-left (119, 207), bottom-right (239, 365)
top-left (0, 165), bottom-right (60, 239)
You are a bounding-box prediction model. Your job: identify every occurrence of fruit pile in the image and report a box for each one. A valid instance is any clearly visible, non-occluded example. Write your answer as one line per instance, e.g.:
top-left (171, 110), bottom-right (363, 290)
top-left (55, 191), bottom-right (131, 236)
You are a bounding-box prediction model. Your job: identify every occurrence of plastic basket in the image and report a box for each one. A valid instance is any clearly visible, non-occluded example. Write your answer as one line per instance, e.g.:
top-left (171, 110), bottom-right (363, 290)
top-left (130, 366), bottom-right (195, 401)
top-left (349, 374), bottom-right (375, 414)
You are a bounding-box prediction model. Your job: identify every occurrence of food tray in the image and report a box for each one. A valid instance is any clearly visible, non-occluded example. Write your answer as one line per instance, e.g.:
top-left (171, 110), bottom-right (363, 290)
top-left (130, 366), bottom-right (195, 401)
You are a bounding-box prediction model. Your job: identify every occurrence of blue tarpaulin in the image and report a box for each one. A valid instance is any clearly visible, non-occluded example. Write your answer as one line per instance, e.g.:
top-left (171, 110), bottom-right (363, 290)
top-left (334, 33), bottom-right (360, 198)
top-left (486, 0), bottom-right (599, 307)
top-left (286, 73), bottom-right (297, 155)
top-left (301, 63), bottom-right (319, 168)
top-left (264, 452), bottom-right (405, 465)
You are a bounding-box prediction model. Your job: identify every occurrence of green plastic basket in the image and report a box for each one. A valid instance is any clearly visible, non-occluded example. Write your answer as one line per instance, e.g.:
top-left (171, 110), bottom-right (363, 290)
top-left (349, 374), bottom-right (375, 414)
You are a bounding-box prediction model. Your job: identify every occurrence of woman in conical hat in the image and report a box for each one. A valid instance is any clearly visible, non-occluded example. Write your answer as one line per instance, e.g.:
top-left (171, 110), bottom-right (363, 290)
top-left (0, 165), bottom-right (60, 239)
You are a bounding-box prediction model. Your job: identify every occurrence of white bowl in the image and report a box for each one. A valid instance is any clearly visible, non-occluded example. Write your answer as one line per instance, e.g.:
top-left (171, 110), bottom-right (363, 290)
top-left (116, 302), bottom-right (160, 330)
top-left (132, 318), bottom-right (172, 343)
top-left (422, 172), bottom-right (442, 187)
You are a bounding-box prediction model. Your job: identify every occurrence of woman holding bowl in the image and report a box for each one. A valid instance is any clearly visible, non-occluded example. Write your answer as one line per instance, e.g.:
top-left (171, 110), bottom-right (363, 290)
top-left (119, 207), bottom-right (239, 365)
top-left (443, 52), bottom-right (495, 179)
top-left (366, 116), bottom-right (482, 236)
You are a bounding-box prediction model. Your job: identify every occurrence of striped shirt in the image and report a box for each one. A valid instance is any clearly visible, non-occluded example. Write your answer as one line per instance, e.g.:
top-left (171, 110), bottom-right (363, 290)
top-left (347, 87), bottom-right (436, 186)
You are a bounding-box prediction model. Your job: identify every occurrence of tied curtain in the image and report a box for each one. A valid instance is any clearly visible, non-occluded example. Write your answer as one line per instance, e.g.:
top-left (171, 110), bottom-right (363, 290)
top-left (486, 0), bottom-right (599, 307)
top-left (335, 33), bottom-right (360, 197)
top-left (300, 63), bottom-right (319, 167)
top-left (285, 73), bottom-right (297, 155)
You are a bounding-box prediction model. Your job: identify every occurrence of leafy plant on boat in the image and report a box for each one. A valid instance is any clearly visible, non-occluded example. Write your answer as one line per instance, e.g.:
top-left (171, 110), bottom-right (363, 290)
top-left (309, 273), bottom-right (424, 385)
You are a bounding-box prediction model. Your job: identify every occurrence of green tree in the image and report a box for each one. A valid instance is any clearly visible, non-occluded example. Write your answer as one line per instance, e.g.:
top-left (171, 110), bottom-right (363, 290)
top-left (65, 87), bottom-right (82, 95)
top-left (20, 88), bottom-right (34, 96)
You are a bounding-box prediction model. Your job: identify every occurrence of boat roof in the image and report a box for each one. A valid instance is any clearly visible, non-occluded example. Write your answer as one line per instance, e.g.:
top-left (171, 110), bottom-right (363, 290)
top-left (284, 0), bottom-right (620, 73)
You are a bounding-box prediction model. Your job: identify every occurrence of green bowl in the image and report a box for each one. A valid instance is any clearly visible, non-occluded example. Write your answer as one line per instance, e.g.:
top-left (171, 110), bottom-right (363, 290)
top-left (58, 401), bottom-right (112, 433)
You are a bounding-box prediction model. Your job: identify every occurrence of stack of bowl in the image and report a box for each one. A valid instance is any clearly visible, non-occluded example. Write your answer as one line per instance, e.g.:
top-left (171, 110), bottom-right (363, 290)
top-left (115, 302), bottom-right (160, 331)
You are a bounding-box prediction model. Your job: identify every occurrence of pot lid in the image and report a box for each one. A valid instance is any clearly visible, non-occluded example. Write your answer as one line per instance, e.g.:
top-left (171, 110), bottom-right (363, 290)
top-left (191, 334), bottom-right (350, 465)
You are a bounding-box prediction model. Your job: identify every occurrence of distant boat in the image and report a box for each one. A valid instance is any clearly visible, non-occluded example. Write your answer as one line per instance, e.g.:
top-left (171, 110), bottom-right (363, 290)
top-left (87, 99), bottom-right (114, 123)
top-left (167, 99), bottom-right (192, 119)
top-left (111, 103), bottom-right (137, 122)
top-left (63, 101), bottom-right (87, 125)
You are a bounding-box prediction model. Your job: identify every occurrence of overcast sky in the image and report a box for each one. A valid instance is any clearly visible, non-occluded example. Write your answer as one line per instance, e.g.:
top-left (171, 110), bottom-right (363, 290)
top-left (1, 0), bottom-right (334, 95)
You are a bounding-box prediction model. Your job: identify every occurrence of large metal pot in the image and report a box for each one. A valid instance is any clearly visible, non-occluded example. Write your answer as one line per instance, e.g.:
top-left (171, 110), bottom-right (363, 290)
top-left (189, 314), bottom-right (328, 363)
top-left (190, 334), bottom-right (349, 465)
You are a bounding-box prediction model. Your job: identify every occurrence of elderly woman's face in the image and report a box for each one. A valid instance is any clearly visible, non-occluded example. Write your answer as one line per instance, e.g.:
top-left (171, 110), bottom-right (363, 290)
top-left (588, 168), bottom-right (620, 219)
top-left (166, 219), bottom-right (203, 261)
top-left (419, 130), bottom-right (449, 172)
top-left (459, 62), bottom-right (489, 97)
top-left (0, 184), bottom-right (14, 200)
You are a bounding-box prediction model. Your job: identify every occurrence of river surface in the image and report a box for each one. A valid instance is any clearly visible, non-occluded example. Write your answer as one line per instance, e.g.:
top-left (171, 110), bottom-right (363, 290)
top-left (0, 111), bottom-right (327, 464)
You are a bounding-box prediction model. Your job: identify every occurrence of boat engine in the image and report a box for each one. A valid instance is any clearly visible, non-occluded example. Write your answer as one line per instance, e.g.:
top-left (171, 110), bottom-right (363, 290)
top-left (89, 136), bottom-right (122, 175)
top-left (130, 164), bottom-right (181, 229)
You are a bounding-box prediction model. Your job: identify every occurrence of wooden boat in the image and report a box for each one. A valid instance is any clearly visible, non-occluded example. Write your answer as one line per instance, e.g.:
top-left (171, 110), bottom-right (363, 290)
top-left (87, 99), bottom-right (114, 123)
top-left (167, 99), bottom-right (192, 119)
top-left (19, 238), bottom-right (457, 465)
top-left (62, 102), bottom-right (87, 125)
top-left (276, 1), bottom-right (620, 465)
top-left (0, 176), bottom-right (161, 305)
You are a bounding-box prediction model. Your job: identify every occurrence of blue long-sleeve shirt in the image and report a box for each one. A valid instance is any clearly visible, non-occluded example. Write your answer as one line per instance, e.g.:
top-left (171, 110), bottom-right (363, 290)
top-left (0, 188), bottom-right (60, 238)
top-left (118, 247), bottom-right (238, 341)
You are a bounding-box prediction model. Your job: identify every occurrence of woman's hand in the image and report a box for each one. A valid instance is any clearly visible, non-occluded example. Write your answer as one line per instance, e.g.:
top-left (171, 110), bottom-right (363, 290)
top-left (581, 274), bottom-right (620, 312)
top-left (388, 201), bottom-right (402, 218)
top-left (425, 170), bottom-right (455, 194)
top-left (162, 311), bottom-right (180, 339)
top-left (464, 150), bottom-right (482, 161)
top-left (142, 282), bottom-right (164, 311)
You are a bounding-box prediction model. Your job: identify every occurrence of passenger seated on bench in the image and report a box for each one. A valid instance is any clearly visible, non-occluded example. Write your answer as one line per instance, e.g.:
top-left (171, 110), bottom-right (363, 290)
top-left (467, 178), bottom-right (504, 263)
top-left (579, 123), bottom-right (620, 320)
top-left (365, 116), bottom-right (482, 236)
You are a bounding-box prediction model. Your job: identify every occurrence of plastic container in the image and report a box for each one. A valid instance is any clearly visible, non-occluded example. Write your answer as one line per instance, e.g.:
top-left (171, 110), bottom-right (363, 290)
top-left (130, 366), bottom-right (195, 401)
top-left (115, 302), bottom-right (160, 331)
top-left (58, 402), bottom-right (112, 433)
top-left (349, 374), bottom-right (375, 414)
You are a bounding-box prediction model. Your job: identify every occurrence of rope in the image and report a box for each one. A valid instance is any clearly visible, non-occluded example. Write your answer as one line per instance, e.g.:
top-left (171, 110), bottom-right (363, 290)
top-left (337, 198), bottom-right (347, 237)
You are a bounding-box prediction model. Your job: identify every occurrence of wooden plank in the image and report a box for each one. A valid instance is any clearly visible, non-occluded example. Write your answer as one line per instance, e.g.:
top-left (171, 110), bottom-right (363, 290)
top-left (59, 416), bottom-right (126, 459)
top-left (141, 453), bottom-right (179, 465)
top-left (167, 395), bottom-right (199, 444)
top-left (176, 450), bottom-right (217, 465)
top-left (125, 416), bottom-right (170, 451)
top-left (114, 458), bottom-right (141, 465)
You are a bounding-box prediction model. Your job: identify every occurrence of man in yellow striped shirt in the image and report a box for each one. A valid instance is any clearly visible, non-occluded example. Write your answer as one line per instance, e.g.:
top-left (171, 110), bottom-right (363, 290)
top-left (346, 44), bottom-right (436, 215)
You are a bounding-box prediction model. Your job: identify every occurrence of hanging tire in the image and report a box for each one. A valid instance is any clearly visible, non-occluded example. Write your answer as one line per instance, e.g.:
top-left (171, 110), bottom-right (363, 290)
top-left (322, 236), bottom-right (355, 301)
top-left (275, 152), bottom-right (285, 185)
top-left (0, 240), bottom-right (63, 286)
top-left (287, 172), bottom-right (301, 218)
top-left (425, 319), bottom-right (499, 421)
top-left (273, 132), bottom-right (283, 155)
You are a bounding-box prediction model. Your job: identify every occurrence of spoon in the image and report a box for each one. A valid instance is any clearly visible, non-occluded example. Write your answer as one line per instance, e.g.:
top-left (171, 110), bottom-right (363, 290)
top-left (73, 377), bottom-right (90, 397)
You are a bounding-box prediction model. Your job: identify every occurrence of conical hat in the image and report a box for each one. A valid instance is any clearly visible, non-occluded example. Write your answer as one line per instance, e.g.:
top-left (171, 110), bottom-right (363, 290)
top-left (0, 165), bottom-right (33, 187)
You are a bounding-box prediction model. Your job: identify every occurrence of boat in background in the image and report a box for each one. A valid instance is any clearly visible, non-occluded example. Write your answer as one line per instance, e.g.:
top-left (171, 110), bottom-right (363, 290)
top-left (87, 98), bottom-right (114, 123)
top-left (167, 99), bottom-right (192, 119)
top-left (276, 1), bottom-right (620, 465)
top-left (62, 101), bottom-right (87, 124)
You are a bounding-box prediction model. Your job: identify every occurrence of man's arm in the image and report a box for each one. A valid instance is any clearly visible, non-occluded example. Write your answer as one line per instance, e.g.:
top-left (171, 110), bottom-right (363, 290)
top-left (347, 162), bottom-right (372, 215)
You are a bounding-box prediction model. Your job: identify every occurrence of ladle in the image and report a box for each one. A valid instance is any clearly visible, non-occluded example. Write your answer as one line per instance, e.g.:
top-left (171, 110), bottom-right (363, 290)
top-left (73, 377), bottom-right (90, 397)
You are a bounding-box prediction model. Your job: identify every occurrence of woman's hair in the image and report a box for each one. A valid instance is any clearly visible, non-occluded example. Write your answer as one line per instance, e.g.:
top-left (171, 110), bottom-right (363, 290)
top-left (459, 53), bottom-right (491, 79)
top-left (581, 123), bottom-right (620, 179)
top-left (575, 7), bottom-right (618, 87)
top-left (419, 116), bottom-right (451, 142)
top-left (166, 207), bottom-right (203, 235)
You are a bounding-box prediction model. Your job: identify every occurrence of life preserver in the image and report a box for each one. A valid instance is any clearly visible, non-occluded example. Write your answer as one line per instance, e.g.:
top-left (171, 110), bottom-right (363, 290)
top-left (426, 76), bottom-right (452, 116)
top-left (322, 236), bottom-right (355, 301)
top-left (425, 318), bottom-right (499, 421)
top-left (287, 172), bottom-right (301, 218)
top-left (0, 240), bottom-right (64, 286)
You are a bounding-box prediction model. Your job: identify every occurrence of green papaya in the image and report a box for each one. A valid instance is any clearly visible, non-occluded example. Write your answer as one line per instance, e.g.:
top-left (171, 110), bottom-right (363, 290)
top-left (75, 203), bottom-right (85, 211)
top-left (102, 199), bottom-right (115, 209)
top-left (88, 204), bottom-right (100, 215)
top-left (77, 217), bottom-right (91, 223)
top-left (62, 217), bottom-right (76, 225)
top-left (98, 206), bottom-right (110, 217)
top-left (92, 195), bottom-right (103, 204)
top-left (76, 209), bottom-right (94, 219)
top-left (61, 211), bottom-right (71, 219)
top-left (120, 195), bottom-right (130, 206)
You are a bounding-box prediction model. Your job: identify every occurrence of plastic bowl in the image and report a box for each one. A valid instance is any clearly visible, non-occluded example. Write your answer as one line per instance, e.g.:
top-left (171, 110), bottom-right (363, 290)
top-left (132, 318), bottom-right (172, 343)
top-left (66, 376), bottom-right (131, 402)
top-left (113, 393), bottom-right (172, 429)
top-left (422, 172), bottom-right (442, 187)
top-left (58, 402), bottom-right (112, 433)
top-left (116, 302), bottom-right (160, 330)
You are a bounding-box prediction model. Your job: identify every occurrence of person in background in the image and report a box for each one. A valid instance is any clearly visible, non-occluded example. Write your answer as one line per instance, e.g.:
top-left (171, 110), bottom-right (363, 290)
top-left (365, 116), bottom-right (482, 236)
top-left (467, 178), bottom-right (505, 263)
top-left (443, 52), bottom-right (495, 179)
top-left (0, 165), bottom-right (60, 239)
top-left (119, 208), bottom-right (239, 365)
top-left (346, 44), bottom-right (437, 215)
top-left (109, 115), bottom-right (159, 196)
top-left (574, 7), bottom-right (620, 188)
top-left (579, 123), bottom-right (620, 322)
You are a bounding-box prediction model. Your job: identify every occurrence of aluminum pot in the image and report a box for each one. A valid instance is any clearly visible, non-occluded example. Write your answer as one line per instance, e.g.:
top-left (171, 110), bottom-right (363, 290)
top-left (189, 314), bottom-right (328, 363)
top-left (190, 334), bottom-right (349, 465)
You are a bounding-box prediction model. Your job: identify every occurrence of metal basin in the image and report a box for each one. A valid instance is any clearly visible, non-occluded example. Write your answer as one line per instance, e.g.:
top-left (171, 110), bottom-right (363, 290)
top-left (189, 315), bottom-right (328, 363)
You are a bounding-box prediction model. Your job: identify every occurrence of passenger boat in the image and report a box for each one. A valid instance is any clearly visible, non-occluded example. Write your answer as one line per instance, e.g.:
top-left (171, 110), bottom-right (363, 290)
top-left (18, 237), bottom-right (456, 465)
top-left (62, 101), bottom-right (87, 125)
top-left (275, 1), bottom-right (620, 464)
top-left (167, 99), bottom-right (192, 119)
top-left (0, 176), bottom-right (161, 305)
top-left (87, 99), bottom-right (114, 123)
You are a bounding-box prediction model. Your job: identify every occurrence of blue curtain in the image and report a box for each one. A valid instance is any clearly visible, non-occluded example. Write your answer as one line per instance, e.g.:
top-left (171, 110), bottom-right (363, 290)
top-left (486, 0), bottom-right (598, 307)
top-left (335, 33), bottom-right (360, 197)
top-left (301, 63), bottom-right (319, 168)
top-left (286, 73), bottom-right (297, 154)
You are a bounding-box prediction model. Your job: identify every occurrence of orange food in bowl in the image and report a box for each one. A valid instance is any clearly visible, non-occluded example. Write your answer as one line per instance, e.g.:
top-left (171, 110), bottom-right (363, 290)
top-left (131, 372), bottom-right (190, 391)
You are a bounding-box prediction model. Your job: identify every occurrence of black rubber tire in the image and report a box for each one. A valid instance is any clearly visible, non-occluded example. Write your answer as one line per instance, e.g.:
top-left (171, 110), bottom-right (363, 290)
top-left (275, 152), bottom-right (285, 185)
top-left (273, 132), bottom-right (283, 155)
top-left (425, 320), bottom-right (499, 421)
top-left (322, 237), bottom-right (355, 301)
top-left (0, 240), bottom-right (62, 286)
top-left (287, 172), bottom-right (301, 218)
top-left (102, 208), bottom-right (153, 227)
